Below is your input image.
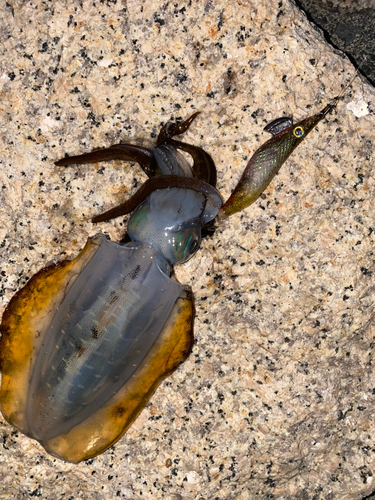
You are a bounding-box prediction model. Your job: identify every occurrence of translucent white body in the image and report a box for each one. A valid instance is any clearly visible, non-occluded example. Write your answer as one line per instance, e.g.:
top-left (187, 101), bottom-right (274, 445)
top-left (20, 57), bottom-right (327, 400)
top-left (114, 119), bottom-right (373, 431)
top-left (20, 144), bottom-right (220, 449)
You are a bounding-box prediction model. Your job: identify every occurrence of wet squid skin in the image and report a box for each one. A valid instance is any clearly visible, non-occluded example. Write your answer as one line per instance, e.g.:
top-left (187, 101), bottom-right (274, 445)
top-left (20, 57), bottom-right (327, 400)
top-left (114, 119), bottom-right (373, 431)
top-left (0, 99), bottom-right (341, 462)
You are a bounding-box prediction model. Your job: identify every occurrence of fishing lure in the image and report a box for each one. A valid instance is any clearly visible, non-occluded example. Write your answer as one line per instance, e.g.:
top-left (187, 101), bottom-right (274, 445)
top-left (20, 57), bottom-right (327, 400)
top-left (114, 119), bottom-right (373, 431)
top-left (0, 84), bottom-right (350, 462)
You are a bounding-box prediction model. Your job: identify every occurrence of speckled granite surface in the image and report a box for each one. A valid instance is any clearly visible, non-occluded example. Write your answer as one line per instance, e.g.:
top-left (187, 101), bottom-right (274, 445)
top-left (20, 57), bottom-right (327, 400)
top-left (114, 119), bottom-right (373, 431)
top-left (0, 0), bottom-right (374, 499)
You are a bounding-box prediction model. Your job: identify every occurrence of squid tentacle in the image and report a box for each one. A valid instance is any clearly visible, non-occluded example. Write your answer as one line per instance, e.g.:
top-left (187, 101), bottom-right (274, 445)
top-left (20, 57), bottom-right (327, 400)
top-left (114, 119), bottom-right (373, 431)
top-left (92, 175), bottom-right (222, 223)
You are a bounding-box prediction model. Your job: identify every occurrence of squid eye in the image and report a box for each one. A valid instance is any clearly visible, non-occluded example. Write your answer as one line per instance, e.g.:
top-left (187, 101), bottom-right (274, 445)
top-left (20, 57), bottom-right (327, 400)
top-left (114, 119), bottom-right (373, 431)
top-left (293, 126), bottom-right (305, 138)
top-left (181, 233), bottom-right (197, 255)
top-left (171, 230), bottom-right (201, 264)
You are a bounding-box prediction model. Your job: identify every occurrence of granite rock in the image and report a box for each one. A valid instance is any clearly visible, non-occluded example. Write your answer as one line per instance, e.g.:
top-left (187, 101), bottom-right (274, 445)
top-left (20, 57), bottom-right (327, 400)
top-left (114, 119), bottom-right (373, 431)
top-left (0, 0), bottom-right (374, 499)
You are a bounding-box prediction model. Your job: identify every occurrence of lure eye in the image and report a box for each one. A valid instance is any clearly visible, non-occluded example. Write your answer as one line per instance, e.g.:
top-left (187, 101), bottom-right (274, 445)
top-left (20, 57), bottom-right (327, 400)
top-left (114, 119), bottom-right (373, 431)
top-left (293, 126), bottom-right (305, 138)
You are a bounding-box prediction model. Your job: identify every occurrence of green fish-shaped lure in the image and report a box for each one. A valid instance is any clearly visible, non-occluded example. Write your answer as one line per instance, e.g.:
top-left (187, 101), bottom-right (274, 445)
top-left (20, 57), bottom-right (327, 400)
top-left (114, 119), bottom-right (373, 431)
top-left (219, 88), bottom-right (353, 219)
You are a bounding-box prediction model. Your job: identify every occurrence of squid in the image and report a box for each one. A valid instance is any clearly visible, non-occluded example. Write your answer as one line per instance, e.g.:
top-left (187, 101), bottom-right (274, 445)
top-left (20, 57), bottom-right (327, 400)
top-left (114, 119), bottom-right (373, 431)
top-left (0, 90), bottom-right (347, 462)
